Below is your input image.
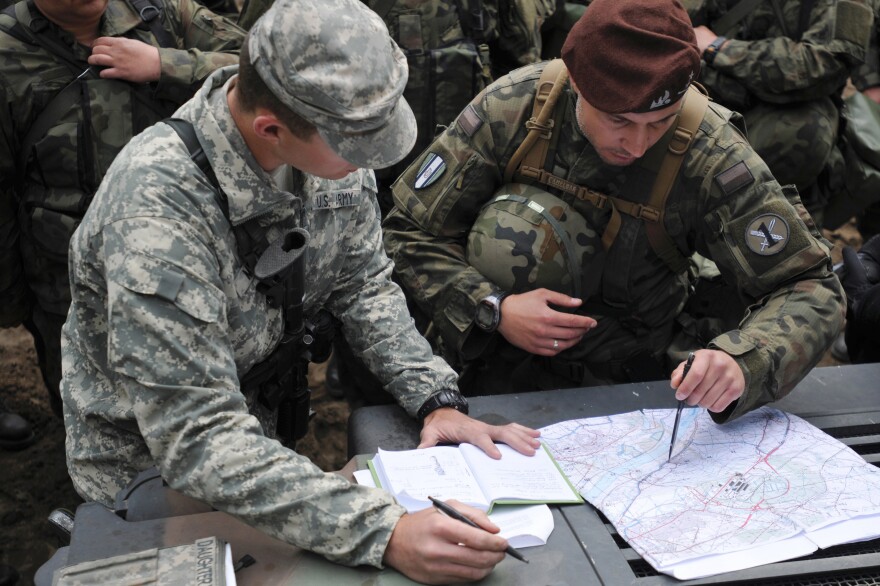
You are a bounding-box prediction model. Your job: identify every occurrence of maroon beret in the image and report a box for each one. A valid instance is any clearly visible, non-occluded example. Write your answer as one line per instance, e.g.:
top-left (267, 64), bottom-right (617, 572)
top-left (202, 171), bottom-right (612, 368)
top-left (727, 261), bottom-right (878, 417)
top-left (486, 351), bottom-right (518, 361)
top-left (561, 0), bottom-right (700, 114)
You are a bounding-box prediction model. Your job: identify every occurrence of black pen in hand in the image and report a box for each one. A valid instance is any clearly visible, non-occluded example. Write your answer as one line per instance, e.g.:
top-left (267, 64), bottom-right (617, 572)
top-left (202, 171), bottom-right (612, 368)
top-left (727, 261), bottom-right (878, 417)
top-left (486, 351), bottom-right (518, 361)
top-left (428, 496), bottom-right (529, 563)
top-left (668, 352), bottom-right (695, 462)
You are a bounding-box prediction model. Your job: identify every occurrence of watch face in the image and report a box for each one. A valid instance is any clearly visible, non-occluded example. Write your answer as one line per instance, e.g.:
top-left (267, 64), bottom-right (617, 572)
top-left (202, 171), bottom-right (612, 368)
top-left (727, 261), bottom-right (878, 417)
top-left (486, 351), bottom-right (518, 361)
top-left (475, 301), bottom-right (496, 331)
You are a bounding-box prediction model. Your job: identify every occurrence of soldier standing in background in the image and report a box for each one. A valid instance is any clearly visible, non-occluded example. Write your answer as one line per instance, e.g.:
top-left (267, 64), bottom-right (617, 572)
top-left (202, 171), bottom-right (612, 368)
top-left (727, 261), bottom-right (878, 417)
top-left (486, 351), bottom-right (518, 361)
top-left (384, 0), bottom-right (845, 422)
top-left (60, 0), bottom-right (540, 581)
top-left (0, 0), bottom-right (245, 442)
top-left (685, 0), bottom-right (872, 226)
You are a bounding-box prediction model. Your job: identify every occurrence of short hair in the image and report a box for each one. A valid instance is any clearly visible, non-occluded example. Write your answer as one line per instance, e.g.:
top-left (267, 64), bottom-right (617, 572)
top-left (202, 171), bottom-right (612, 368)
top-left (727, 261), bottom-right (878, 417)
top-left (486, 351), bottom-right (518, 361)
top-left (237, 36), bottom-right (316, 140)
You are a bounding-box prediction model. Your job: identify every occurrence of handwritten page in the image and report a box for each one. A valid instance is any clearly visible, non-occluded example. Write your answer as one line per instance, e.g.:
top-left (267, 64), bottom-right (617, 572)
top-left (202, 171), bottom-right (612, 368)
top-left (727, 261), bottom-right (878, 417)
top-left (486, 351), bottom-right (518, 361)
top-left (459, 443), bottom-right (582, 505)
top-left (371, 446), bottom-right (488, 511)
top-left (355, 466), bottom-right (556, 548)
top-left (370, 443), bottom-right (581, 513)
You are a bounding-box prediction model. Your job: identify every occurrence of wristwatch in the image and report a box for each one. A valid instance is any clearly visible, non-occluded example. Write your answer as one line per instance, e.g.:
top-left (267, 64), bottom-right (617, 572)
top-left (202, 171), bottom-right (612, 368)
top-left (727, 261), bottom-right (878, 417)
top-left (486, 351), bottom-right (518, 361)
top-left (703, 35), bottom-right (727, 66)
top-left (474, 291), bottom-right (508, 333)
top-left (417, 389), bottom-right (470, 422)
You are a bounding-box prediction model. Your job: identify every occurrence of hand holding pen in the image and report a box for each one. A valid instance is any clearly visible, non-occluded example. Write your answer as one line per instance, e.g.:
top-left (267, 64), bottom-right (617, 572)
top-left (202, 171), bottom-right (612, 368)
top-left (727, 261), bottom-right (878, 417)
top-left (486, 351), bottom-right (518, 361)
top-left (429, 496), bottom-right (529, 563)
top-left (671, 349), bottom-right (746, 415)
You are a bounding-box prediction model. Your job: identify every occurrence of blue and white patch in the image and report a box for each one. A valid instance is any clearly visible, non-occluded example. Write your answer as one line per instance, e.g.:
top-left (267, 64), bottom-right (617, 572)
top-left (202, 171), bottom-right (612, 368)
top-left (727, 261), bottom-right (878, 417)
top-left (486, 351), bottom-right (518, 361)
top-left (310, 189), bottom-right (360, 210)
top-left (414, 153), bottom-right (446, 190)
top-left (745, 214), bottom-right (789, 255)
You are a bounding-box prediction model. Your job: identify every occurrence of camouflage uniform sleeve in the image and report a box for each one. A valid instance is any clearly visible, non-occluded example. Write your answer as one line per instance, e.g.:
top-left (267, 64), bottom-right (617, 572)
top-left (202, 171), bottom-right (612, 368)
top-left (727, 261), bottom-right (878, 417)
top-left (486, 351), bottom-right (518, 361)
top-left (0, 84), bottom-right (32, 328)
top-left (100, 214), bottom-right (405, 568)
top-left (153, 0), bottom-right (244, 100)
top-left (706, 0), bottom-right (871, 104)
top-left (320, 177), bottom-right (460, 416)
top-left (686, 106), bottom-right (846, 423)
top-left (852, 0), bottom-right (880, 90)
top-left (384, 71), bottom-right (535, 360)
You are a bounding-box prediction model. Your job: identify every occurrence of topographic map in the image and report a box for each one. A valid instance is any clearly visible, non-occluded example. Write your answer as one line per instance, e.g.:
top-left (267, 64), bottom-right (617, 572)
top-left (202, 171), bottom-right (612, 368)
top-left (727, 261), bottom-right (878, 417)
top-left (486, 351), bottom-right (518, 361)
top-left (541, 407), bottom-right (880, 579)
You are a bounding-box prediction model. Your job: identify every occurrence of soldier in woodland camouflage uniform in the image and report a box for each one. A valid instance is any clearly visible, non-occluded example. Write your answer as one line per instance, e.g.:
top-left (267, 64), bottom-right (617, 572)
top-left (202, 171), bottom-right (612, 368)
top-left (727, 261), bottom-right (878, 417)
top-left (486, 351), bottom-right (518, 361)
top-left (0, 0), bottom-right (245, 424)
top-left (384, 0), bottom-right (845, 423)
top-left (61, 0), bottom-right (539, 580)
top-left (685, 0), bottom-right (872, 225)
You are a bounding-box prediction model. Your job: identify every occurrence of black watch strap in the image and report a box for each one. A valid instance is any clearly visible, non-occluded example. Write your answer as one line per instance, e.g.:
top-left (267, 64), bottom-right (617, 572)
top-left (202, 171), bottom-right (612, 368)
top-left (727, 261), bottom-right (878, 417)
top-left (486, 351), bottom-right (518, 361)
top-left (417, 389), bottom-right (469, 422)
top-left (703, 35), bottom-right (727, 65)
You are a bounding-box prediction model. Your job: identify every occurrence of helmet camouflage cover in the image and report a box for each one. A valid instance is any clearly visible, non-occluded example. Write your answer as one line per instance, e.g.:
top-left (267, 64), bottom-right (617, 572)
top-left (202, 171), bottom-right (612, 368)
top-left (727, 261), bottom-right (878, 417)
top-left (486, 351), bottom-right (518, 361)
top-left (466, 183), bottom-right (602, 298)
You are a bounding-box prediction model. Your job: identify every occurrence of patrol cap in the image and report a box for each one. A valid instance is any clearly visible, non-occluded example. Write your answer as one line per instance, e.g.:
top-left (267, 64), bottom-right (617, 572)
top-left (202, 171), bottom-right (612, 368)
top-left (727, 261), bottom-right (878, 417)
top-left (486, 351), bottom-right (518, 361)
top-left (247, 0), bottom-right (416, 169)
top-left (562, 0), bottom-right (700, 114)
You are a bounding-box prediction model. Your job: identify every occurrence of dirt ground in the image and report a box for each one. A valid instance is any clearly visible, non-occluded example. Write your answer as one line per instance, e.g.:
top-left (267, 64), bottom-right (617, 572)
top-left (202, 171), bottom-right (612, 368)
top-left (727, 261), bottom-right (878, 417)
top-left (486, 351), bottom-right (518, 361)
top-left (0, 221), bottom-right (862, 586)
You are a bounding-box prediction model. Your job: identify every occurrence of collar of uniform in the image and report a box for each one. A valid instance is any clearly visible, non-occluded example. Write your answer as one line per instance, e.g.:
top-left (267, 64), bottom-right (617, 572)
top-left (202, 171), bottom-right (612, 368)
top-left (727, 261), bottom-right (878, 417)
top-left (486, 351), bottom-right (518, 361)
top-left (100, 0), bottom-right (151, 38)
top-left (186, 67), bottom-right (299, 226)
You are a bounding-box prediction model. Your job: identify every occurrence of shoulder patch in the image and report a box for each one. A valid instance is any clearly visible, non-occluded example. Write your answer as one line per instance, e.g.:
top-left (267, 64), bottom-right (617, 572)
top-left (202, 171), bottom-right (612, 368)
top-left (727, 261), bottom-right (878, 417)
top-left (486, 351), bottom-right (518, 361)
top-left (457, 105), bottom-right (484, 137)
top-left (414, 153), bottom-right (447, 190)
top-left (745, 214), bottom-right (789, 255)
top-left (714, 161), bottom-right (754, 196)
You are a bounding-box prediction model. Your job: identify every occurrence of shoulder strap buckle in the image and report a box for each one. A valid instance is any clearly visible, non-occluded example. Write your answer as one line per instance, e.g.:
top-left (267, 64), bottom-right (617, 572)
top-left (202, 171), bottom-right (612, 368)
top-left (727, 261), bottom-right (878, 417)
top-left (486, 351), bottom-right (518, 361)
top-left (524, 116), bottom-right (554, 139)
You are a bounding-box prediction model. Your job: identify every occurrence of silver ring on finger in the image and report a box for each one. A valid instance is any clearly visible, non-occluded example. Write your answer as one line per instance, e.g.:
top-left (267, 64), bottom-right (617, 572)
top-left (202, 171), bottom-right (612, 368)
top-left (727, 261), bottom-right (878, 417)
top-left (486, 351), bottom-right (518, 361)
top-left (553, 339), bottom-right (559, 350)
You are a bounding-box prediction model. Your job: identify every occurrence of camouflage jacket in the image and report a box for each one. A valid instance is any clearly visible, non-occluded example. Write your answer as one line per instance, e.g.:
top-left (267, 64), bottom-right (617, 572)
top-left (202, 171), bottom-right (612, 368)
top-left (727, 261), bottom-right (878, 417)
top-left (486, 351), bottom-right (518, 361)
top-left (384, 62), bottom-right (846, 423)
top-left (62, 67), bottom-right (457, 567)
top-left (686, 0), bottom-right (871, 110)
top-left (0, 0), bottom-right (243, 325)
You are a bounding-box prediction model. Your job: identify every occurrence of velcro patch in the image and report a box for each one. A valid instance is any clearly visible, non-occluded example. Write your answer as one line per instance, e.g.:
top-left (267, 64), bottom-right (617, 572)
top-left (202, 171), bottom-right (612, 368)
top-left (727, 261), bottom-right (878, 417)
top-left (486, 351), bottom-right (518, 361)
top-left (714, 161), bottom-right (753, 196)
top-left (745, 213), bottom-right (789, 256)
top-left (457, 105), bottom-right (483, 137)
top-left (310, 189), bottom-right (359, 210)
top-left (414, 152), bottom-right (446, 190)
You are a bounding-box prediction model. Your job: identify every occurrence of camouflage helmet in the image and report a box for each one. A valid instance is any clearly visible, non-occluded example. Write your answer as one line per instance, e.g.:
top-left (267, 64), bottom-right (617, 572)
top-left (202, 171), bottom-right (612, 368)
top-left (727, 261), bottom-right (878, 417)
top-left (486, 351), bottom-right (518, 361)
top-left (466, 183), bottom-right (602, 298)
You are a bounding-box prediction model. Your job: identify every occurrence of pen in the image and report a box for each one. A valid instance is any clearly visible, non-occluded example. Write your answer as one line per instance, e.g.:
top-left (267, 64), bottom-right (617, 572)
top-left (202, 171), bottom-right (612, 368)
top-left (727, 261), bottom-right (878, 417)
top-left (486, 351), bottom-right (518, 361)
top-left (428, 496), bottom-right (529, 563)
top-left (668, 352), bottom-right (695, 462)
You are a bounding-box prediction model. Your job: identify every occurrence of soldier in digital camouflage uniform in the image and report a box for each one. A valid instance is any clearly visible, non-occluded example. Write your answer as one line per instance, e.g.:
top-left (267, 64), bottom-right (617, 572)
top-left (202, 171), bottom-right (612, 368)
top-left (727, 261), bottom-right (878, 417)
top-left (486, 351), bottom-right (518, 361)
top-left (684, 0), bottom-right (872, 225)
top-left (384, 0), bottom-right (845, 423)
top-left (61, 0), bottom-right (540, 581)
top-left (0, 0), bottom-right (245, 431)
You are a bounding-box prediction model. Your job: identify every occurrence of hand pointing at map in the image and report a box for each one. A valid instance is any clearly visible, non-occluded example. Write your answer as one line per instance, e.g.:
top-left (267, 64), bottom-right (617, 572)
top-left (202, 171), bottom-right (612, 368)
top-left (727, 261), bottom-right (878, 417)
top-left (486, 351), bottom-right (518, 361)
top-left (671, 350), bottom-right (746, 413)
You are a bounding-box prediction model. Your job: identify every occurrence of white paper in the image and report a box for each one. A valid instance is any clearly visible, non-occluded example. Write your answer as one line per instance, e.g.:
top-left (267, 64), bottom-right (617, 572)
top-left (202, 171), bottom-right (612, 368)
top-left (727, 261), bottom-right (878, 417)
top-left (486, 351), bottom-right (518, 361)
top-left (490, 505), bottom-right (555, 549)
top-left (459, 443), bottom-right (581, 504)
top-left (540, 407), bottom-right (880, 579)
top-left (372, 446), bottom-right (488, 511)
top-left (224, 543), bottom-right (237, 586)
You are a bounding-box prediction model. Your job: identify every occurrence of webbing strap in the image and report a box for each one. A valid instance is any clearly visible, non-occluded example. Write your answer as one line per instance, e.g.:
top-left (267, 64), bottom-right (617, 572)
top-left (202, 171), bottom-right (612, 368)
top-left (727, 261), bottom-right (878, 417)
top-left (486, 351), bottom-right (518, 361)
top-left (124, 0), bottom-right (176, 49)
top-left (644, 86), bottom-right (709, 274)
top-left (504, 59), bottom-right (568, 184)
top-left (514, 83), bottom-right (709, 274)
top-left (712, 0), bottom-right (764, 36)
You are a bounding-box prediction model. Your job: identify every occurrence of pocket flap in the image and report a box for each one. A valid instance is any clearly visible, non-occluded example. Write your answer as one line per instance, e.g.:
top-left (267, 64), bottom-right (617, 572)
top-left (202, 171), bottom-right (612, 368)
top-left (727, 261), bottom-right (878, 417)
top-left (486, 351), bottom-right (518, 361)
top-left (114, 251), bottom-right (223, 323)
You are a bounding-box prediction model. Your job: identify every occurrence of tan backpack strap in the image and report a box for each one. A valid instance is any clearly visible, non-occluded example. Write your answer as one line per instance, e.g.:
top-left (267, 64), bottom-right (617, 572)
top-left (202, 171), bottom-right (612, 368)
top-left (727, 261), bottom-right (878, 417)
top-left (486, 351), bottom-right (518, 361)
top-left (504, 59), bottom-right (569, 183)
top-left (644, 85), bottom-right (709, 274)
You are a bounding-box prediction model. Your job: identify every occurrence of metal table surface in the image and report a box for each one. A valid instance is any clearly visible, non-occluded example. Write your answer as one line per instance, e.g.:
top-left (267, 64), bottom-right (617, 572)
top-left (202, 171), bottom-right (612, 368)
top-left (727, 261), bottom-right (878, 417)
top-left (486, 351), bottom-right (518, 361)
top-left (38, 365), bottom-right (880, 586)
top-left (347, 363), bottom-right (880, 585)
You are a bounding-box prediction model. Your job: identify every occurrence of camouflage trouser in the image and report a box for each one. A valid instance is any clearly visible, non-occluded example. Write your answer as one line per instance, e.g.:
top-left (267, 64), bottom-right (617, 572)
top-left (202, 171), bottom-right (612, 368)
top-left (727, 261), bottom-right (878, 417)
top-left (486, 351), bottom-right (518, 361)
top-left (743, 97), bottom-right (839, 219)
top-left (23, 305), bottom-right (65, 418)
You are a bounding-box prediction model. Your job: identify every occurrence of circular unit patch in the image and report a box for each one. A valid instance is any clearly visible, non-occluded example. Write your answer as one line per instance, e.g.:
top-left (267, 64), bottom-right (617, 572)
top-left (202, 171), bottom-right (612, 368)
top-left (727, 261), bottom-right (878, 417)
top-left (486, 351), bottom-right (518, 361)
top-left (745, 213), bottom-right (789, 256)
